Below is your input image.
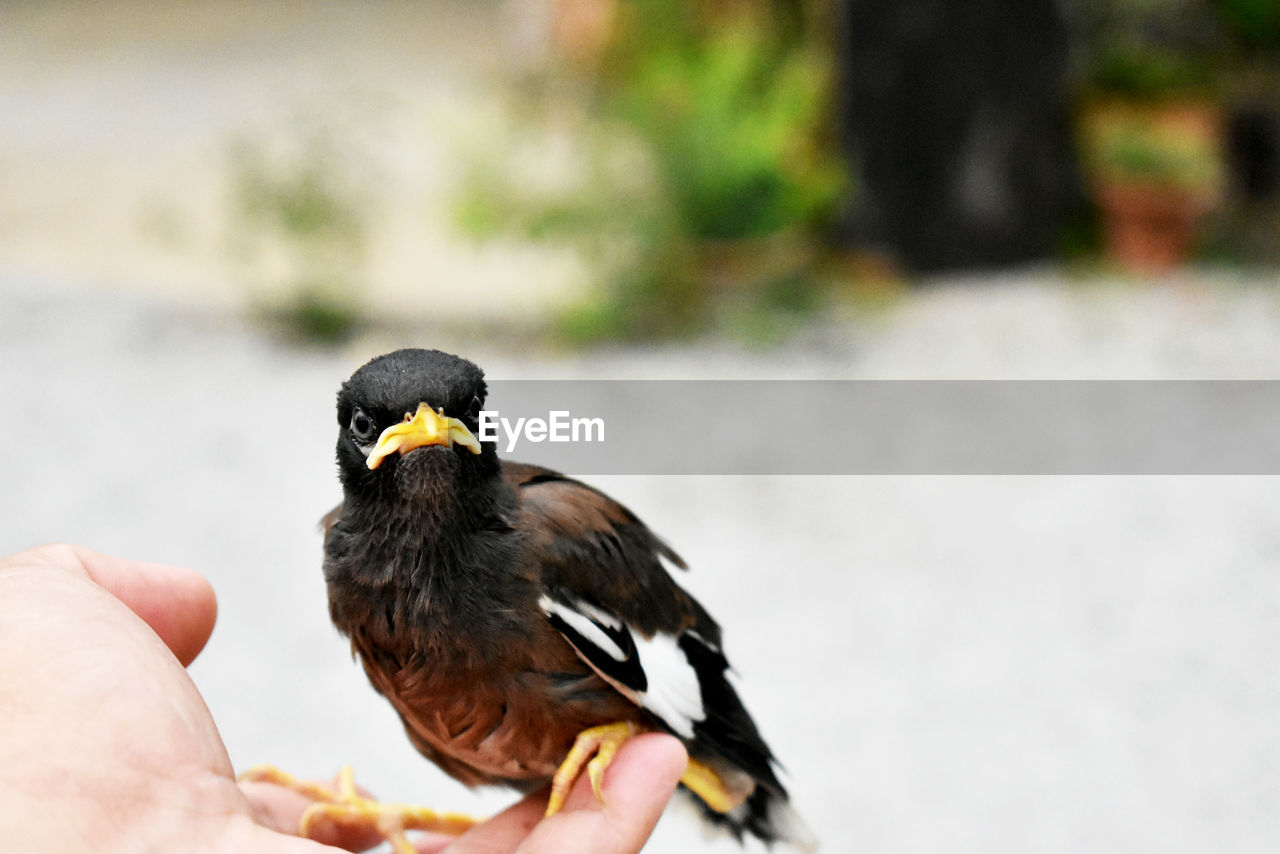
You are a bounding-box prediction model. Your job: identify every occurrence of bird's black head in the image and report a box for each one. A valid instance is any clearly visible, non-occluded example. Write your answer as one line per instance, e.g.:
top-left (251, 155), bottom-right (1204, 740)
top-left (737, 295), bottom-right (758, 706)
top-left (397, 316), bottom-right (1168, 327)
top-left (335, 349), bottom-right (499, 499)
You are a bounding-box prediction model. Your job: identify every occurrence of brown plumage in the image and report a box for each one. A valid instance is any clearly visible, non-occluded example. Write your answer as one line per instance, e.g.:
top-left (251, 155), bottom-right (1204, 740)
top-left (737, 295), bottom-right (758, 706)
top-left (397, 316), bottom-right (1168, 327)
top-left (326, 472), bottom-right (639, 788)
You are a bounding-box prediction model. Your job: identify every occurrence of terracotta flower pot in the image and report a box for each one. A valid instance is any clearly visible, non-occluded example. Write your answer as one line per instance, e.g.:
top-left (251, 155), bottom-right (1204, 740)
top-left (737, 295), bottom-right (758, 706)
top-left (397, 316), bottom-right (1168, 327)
top-left (1079, 98), bottom-right (1225, 274)
top-left (1096, 180), bottom-right (1213, 274)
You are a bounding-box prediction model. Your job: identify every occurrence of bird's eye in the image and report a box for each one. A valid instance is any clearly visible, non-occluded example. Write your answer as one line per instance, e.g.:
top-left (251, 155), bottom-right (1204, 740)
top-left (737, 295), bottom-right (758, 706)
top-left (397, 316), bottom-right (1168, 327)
top-left (349, 408), bottom-right (377, 443)
top-left (465, 394), bottom-right (482, 422)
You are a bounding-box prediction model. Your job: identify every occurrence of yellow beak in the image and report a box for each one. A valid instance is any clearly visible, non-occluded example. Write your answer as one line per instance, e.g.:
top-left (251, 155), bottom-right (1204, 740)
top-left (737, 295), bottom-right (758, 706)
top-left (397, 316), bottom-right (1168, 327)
top-left (366, 402), bottom-right (482, 469)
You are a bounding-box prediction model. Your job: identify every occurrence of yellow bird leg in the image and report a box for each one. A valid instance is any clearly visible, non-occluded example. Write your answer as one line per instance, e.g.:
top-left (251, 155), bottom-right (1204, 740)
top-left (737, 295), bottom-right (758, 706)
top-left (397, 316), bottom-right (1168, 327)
top-left (544, 726), bottom-right (751, 819)
top-left (680, 757), bottom-right (749, 814)
top-left (239, 763), bottom-right (340, 803)
top-left (545, 721), bottom-right (641, 816)
top-left (238, 764), bottom-right (476, 853)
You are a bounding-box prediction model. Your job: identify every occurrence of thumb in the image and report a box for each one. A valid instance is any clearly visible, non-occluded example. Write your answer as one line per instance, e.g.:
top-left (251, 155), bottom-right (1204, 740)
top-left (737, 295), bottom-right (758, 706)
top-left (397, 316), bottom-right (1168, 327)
top-left (21, 544), bottom-right (218, 666)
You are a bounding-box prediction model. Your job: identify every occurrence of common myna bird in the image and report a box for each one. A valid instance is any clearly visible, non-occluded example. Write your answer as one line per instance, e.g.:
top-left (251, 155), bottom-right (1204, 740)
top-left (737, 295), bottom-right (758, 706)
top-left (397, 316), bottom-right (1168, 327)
top-left (246, 348), bottom-right (814, 851)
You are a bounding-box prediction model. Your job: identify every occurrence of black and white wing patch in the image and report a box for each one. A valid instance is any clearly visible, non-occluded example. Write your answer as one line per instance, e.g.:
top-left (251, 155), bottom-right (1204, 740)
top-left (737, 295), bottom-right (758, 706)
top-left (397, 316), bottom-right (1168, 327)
top-left (538, 594), bottom-right (709, 739)
top-left (538, 592), bottom-right (805, 849)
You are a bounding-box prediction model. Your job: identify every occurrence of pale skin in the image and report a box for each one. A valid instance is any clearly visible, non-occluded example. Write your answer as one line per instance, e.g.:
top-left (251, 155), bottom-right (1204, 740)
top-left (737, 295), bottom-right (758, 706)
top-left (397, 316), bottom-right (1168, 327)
top-left (0, 545), bottom-right (686, 853)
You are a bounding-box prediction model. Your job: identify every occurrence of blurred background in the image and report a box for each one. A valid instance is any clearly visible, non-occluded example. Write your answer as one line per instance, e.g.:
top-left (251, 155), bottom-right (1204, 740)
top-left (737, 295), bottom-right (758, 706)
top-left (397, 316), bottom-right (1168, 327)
top-left (1, 1), bottom-right (1278, 852)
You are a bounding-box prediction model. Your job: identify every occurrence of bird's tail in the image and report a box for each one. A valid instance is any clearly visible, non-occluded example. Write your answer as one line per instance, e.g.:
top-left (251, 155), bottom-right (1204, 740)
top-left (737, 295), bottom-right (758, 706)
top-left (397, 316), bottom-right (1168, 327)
top-left (690, 784), bottom-right (818, 852)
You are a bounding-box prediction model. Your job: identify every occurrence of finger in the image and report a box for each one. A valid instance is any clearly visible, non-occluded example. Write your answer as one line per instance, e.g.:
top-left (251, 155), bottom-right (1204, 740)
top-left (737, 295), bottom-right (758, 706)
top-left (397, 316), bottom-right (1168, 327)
top-left (243, 780), bottom-right (460, 853)
top-left (517, 734), bottom-right (687, 854)
top-left (412, 829), bottom-right (482, 854)
top-left (436, 791), bottom-right (543, 853)
top-left (444, 734), bottom-right (686, 854)
top-left (215, 812), bottom-right (371, 854)
top-left (239, 781), bottom-right (330, 838)
top-left (20, 544), bottom-right (218, 666)
top-left (239, 779), bottom-right (387, 852)
top-left (239, 772), bottom-right (462, 853)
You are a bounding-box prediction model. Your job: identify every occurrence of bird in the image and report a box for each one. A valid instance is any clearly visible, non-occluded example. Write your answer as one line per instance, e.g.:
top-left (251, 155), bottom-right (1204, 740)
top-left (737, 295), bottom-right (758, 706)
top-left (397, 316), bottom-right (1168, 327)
top-left (245, 348), bottom-right (814, 851)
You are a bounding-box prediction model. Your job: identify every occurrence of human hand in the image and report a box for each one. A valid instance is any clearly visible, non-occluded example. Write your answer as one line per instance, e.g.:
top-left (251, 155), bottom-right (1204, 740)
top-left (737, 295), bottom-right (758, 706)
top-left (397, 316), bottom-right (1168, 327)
top-left (0, 545), bottom-right (684, 853)
top-left (244, 734), bottom-right (688, 854)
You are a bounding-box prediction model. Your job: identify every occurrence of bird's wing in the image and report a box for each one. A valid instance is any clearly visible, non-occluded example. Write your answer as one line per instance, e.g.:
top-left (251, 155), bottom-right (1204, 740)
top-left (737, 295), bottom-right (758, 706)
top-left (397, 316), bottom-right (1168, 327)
top-left (505, 462), bottom-right (782, 788)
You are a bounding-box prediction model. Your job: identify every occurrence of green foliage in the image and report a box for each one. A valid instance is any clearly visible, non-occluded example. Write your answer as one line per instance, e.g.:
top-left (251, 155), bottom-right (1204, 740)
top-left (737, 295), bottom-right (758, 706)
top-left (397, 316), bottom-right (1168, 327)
top-left (227, 128), bottom-right (369, 344)
top-left (1089, 41), bottom-right (1217, 99)
top-left (230, 132), bottom-right (367, 257)
top-left (268, 283), bottom-right (362, 345)
top-left (455, 1), bottom-right (847, 343)
top-left (1102, 129), bottom-right (1219, 188)
top-left (1214, 0), bottom-right (1280, 48)
top-left (1071, 1), bottom-right (1225, 100)
top-left (607, 7), bottom-right (845, 242)
top-left (1082, 106), bottom-right (1225, 193)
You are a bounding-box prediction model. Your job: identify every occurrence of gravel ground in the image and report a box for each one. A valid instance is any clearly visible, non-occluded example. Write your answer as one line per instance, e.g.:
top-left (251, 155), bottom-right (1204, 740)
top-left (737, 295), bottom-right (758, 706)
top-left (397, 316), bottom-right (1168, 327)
top-left (2, 269), bottom-right (1278, 853)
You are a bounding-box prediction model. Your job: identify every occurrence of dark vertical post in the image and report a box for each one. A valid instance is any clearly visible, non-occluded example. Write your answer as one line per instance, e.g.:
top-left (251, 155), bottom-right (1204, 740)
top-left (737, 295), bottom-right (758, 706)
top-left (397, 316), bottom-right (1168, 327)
top-left (835, 0), bottom-right (1080, 272)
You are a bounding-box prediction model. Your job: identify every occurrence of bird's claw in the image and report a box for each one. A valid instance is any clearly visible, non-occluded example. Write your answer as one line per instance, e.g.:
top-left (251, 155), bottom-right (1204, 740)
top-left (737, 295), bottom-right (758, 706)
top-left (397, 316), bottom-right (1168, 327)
top-left (546, 721), bottom-right (642, 816)
top-left (239, 763), bottom-right (476, 854)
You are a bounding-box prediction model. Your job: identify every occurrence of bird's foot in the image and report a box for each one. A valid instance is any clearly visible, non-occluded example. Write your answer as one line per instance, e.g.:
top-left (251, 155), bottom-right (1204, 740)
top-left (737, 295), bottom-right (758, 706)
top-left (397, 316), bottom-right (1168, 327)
top-left (239, 764), bottom-right (476, 854)
top-left (545, 721), bottom-right (642, 816)
top-left (546, 723), bottom-right (748, 817)
top-left (680, 756), bottom-right (749, 814)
